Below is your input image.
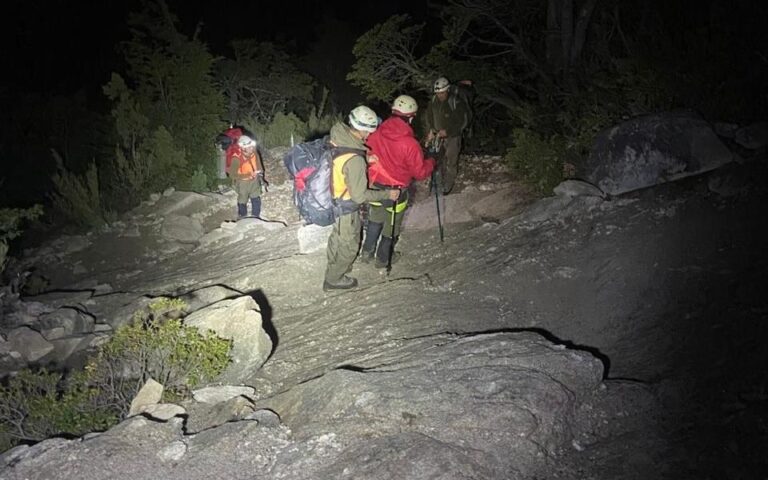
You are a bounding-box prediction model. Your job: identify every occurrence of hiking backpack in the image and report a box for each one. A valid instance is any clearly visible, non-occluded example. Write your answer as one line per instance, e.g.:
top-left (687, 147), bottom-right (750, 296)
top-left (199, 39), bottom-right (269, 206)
top-left (214, 126), bottom-right (249, 174)
top-left (283, 136), bottom-right (364, 226)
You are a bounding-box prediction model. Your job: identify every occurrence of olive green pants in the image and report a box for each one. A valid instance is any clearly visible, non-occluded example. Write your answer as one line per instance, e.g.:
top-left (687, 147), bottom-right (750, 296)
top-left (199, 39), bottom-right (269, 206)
top-left (235, 178), bottom-right (262, 204)
top-left (439, 136), bottom-right (461, 194)
top-left (324, 211), bottom-right (361, 283)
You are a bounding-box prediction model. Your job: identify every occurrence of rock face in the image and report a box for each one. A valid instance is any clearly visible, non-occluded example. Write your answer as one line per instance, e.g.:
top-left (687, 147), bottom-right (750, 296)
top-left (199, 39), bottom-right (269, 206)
top-left (160, 215), bottom-right (204, 244)
top-left (581, 111), bottom-right (733, 195)
top-left (0, 332), bottom-right (604, 480)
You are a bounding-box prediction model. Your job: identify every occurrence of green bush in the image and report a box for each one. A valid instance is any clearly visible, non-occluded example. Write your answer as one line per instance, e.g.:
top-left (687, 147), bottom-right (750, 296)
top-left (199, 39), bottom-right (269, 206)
top-left (246, 109), bottom-right (341, 148)
top-left (0, 369), bottom-right (117, 451)
top-left (0, 297), bottom-right (232, 451)
top-left (505, 128), bottom-right (566, 195)
top-left (87, 297), bottom-right (231, 415)
top-left (49, 153), bottom-right (106, 228)
top-left (178, 166), bottom-right (210, 193)
top-left (0, 204), bottom-right (43, 275)
top-left (247, 112), bottom-right (308, 148)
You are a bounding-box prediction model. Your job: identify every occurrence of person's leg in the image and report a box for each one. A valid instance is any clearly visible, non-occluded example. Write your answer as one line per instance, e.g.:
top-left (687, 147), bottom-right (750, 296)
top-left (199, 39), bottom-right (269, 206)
top-left (375, 204), bottom-right (406, 267)
top-left (361, 221), bottom-right (383, 262)
top-left (442, 136), bottom-right (461, 194)
top-left (324, 212), bottom-right (361, 289)
top-left (250, 196), bottom-right (262, 218)
top-left (362, 204), bottom-right (386, 261)
top-left (236, 180), bottom-right (249, 218)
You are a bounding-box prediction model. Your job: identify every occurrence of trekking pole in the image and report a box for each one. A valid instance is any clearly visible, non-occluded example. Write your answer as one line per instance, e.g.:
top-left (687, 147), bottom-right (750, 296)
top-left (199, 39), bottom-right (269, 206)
top-left (432, 172), bottom-right (444, 243)
top-left (386, 189), bottom-right (400, 275)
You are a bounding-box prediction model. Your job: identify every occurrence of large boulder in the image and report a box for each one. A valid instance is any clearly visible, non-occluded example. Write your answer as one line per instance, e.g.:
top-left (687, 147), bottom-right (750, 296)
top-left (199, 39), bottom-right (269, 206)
top-left (403, 189), bottom-right (489, 230)
top-left (6, 327), bottom-right (54, 362)
top-left (0, 332), bottom-right (604, 479)
top-left (581, 111), bottom-right (733, 196)
top-left (183, 296), bottom-right (273, 385)
top-left (733, 121), bottom-right (768, 150)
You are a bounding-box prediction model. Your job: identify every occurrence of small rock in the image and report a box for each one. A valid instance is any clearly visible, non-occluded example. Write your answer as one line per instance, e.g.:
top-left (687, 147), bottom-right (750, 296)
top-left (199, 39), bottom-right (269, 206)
top-left (129, 378), bottom-right (164, 416)
top-left (192, 385), bottom-right (256, 404)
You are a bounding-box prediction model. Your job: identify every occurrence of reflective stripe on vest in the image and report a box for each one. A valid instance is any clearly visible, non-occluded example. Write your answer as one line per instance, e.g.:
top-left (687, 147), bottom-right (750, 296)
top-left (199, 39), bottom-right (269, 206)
top-left (331, 153), bottom-right (357, 200)
top-left (370, 199), bottom-right (408, 213)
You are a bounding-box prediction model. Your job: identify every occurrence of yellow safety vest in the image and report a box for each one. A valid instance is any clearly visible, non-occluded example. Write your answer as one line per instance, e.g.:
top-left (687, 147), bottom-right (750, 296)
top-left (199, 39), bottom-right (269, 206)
top-left (331, 153), bottom-right (357, 200)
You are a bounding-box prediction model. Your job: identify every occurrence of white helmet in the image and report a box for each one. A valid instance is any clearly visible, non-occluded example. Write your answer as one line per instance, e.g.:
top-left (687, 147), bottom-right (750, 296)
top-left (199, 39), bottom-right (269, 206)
top-left (348, 105), bottom-right (379, 133)
top-left (433, 76), bottom-right (450, 93)
top-left (237, 135), bottom-right (256, 148)
top-left (392, 95), bottom-right (418, 116)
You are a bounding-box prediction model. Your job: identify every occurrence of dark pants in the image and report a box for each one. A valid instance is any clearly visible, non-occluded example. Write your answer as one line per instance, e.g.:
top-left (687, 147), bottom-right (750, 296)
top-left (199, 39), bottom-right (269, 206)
top-left (362, 191), bottom-right (408, 264)
top-left (237, 196), bottom-right (262, 218)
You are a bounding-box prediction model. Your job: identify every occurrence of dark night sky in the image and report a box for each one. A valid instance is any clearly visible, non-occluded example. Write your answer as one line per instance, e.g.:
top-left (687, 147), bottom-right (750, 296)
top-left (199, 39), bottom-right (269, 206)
top-left (0, 0), bottom-right (432, 96)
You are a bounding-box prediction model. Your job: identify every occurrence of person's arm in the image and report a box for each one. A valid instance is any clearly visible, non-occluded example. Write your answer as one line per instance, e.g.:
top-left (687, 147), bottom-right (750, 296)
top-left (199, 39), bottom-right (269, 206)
top-left (406, 142), bottom-right (435, 181)
top-left (255, 150), bottom-right (265, 174)
top-left (424, 102), bottom-right (436, 143)
top-left (344, 155), bottom-right (394, 204)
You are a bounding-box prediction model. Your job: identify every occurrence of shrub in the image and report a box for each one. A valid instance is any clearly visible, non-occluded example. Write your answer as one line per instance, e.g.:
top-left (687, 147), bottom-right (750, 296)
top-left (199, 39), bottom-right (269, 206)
top-left (178, 166), bottom-right (209, 193)
top-left (246, 112), bottom-right (308, 148)
top-left (0, 297), bottom-right (232, 451)
top-left (0, 204), bottom-right (43, 276)
top-left (86, 297), bottom-right (231, 416)
top-left (505, 128), bottom-right (566, 195)
top-left (49, 152), bottom-right (106, 228)
top-left (0, 369), bottom-right (117, 451)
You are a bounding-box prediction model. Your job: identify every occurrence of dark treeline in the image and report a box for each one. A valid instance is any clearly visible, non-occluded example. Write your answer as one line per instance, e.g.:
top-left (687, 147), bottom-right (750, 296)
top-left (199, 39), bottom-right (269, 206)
top-left (0, 0), bottom-right (764, 216)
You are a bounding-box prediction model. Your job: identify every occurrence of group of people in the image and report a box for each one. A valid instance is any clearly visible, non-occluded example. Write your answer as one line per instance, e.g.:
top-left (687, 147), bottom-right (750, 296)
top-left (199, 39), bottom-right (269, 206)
top-left (226, 76), bottom-right (471, 292)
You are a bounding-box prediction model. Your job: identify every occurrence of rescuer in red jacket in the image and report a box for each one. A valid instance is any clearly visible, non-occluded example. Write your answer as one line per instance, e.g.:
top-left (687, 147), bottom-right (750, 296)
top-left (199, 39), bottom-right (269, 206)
top-left (362, 95), bottom-right (436, 268)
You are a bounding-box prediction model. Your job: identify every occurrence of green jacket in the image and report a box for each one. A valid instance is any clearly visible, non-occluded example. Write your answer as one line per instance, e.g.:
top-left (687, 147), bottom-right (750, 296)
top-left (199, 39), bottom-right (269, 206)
top-left (329, 122), bottom-right (391, 205)
top-left (424, 89), bottom-right (471, 138)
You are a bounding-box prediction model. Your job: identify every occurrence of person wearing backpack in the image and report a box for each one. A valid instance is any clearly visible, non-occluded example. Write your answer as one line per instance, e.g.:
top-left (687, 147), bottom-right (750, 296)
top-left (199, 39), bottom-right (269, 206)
top-left (323, 106), bottom-right (400, 291)
top-left (362, 95), bottom-right (436, 268)
top-left (424, 76), bottom-right (471, 195)
top-left (229, 135), bottom-right (265, 218)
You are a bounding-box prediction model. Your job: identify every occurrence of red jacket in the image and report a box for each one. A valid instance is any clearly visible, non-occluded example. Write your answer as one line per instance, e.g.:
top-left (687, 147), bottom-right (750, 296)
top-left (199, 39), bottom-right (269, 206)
top-left (366, 116), bottom-right (435, 187)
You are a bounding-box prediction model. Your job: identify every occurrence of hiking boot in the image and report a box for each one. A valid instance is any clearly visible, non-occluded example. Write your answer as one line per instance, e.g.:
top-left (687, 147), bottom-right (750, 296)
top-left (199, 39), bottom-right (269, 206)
top-left (322, 275), bottom-right (358, 291)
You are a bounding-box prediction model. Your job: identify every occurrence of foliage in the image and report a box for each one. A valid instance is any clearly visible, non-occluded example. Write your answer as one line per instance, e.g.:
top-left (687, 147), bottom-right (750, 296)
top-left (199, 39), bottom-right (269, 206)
top-left (0, 369), bottom-right (117, 451)
top-left (178, 166), bottom-right (209, 193)
top-left (244, 89), bottom-right (341, 148)
top-left (0, 205), bottom-right (43, 244)
top-left (49, 152), bottom-right (106, 228)
top-left (86, 297), bottom-right (231, 416)
top-left (347, 15), bottom-right (431, 101)
top-left (505, 129), bottom-right (566, 194)
top-left (0, 296), bottom-right (231, 451)
top-left (246, 112), bottom-right (308, 148)
top-left (217, 40), bottom-right (315, 125)
top-left (0, 204), bottom-right (43, 275)
top-left (348, 1), bottom-right (706, 191)
top-left (103, 0), bottom-right (224, 207)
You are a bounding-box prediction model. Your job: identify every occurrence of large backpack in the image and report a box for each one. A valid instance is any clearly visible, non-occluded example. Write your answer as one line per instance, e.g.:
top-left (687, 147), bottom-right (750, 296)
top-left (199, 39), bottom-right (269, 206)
top-left (283, 136), bottom-right (364, 226)
top-left (215, 127), bottom-right (247, 174)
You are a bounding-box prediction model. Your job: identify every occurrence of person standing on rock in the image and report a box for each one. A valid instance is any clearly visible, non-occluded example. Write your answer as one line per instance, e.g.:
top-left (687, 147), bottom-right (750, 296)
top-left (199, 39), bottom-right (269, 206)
top-left (424, 76), bottom-right (471, 195)
top-left (363, 95), bottom-right (436, 268)
top-left (229, 135), bottom-right (265, 219)
top-left (323, 106), bottom-right (400, 291)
